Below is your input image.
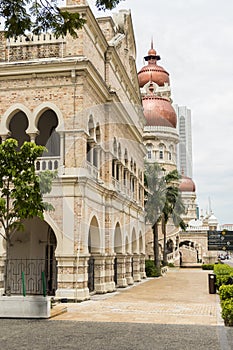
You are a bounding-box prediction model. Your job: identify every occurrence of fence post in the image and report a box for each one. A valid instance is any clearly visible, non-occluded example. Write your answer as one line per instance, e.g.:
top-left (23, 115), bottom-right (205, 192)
top-left (22, 271), bottom-right (26, 297)
top-left (42, 271), bottom-right (46, 297)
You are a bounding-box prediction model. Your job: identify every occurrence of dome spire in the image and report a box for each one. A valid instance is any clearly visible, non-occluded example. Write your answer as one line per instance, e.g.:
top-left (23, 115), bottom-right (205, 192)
top-left (138, 38), bottom-right (170, 88)
top-left (145, 40), bottom-right (161, 62)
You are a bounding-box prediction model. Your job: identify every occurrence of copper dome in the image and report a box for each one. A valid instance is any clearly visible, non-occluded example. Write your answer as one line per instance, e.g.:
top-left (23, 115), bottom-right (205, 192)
top-left (138, 45), bottom-right (169, 88)
top-left (138, 63), bottom-right (170, 88)
top-left (142, 95), bottom-right (177, 128)
top-left (179, 176), bottom-right (196, 192)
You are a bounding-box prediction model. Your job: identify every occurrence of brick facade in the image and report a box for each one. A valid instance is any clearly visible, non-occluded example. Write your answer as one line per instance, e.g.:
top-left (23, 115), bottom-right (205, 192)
top-left (0, 3), bottom-right (146, 300)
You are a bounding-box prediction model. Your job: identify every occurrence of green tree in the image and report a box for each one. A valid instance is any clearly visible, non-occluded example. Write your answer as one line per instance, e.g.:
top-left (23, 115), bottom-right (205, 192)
top-left (0, 139), bottom-right (55, 294)
top-left (0, 0), bottom-right (124, 38)
top-left (145, 163), bottom-right (186, 271)
top-left (145, 163), bottom-right (166, 275)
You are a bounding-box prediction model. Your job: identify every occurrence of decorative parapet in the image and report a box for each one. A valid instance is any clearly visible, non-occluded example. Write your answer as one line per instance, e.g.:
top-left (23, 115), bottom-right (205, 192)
top-left (7, 33), bottom-right (65, 46)
top-left (2, 33), bottom-right (66, 62)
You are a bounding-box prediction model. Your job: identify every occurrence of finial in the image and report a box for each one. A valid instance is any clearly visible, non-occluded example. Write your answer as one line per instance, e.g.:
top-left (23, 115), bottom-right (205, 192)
top-left (145, 38), bottom-right (161, 62)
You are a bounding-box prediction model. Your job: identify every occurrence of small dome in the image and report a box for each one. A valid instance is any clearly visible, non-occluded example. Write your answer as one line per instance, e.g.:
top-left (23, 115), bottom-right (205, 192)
top-left (179, 176), bottom-right (196, 192)
top-left (138, 44), bottom-right (170, 88)
top-left (208, 213), bottom-right (218, 226)
top-left (142, 95), bottom-right (177, 128)
top-left (188, 219), bottom-right (203, 227)
top-left (148, 47), bottom-right (157, 56)
top-left (138, 63), bottom-right (170, 88)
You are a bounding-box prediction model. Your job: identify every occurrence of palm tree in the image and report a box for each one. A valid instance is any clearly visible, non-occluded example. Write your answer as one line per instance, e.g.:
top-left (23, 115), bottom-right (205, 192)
top-left (145, 164), bottom-right (186, 270)
top-left (145, 163), bottom-right (167, 274)
top-left (161, 171), bottom-right (186, 265)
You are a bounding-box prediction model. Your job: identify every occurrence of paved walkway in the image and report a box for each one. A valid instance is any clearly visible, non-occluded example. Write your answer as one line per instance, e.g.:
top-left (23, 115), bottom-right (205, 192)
top-left (53, 268), bottom-right (222, 326)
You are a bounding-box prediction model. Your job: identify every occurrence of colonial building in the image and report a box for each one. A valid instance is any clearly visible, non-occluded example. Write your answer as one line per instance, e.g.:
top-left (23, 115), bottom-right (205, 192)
top-left (0, 1), bottom-right (146, 300)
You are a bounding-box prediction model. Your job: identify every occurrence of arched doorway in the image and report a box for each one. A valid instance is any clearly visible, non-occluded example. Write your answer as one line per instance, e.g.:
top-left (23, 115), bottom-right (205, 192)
top-left (166, 239), bottom-right (174, 254)
top-left (7, 217), bottom-right (57, 296)
top-left (179, 240), bottom-right (198, 265)
top-left (88, 216), bottom-right (101, 292)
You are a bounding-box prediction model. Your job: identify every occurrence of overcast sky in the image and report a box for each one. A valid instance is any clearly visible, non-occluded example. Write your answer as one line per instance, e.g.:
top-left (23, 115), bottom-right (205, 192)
top-left (88, 0), bottom-right (233, 225)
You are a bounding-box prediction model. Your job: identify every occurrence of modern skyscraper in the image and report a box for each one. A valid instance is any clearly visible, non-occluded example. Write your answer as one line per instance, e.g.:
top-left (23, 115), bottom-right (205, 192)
top-left (174, 105), bottom-right (193, 178)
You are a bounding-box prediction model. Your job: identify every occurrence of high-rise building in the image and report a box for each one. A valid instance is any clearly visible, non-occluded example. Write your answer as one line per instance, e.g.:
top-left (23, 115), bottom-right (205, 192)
top-left (174, 105), bottom-right (193, 178)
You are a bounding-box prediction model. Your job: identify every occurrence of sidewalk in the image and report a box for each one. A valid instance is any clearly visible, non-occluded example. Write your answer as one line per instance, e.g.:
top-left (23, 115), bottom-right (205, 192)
top-left (53, 268), bottom-right (223, 325)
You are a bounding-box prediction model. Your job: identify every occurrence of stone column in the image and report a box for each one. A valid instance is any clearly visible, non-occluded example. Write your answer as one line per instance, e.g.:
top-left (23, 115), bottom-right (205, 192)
top-left (140, 254), bottom-right (146, 279)
top-left (105, 254), bottom-right (116, 292)
top-left (115, 254), bottom-right (127, 287)
top-left (55, 254), bottom-right (89, 302)
top-left (125, 254), bottom-right (134, 285)
top-left (132, 254), bottom-right (141, 282)
top-left (28, 133), bottom-right (37, 143)
top-left (92, 254), bottom-right (108, 294)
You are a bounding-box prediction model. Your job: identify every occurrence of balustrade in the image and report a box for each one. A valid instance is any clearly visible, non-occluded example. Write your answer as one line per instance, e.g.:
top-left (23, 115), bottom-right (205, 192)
top-left (35, 157), bottom-right (60, 172)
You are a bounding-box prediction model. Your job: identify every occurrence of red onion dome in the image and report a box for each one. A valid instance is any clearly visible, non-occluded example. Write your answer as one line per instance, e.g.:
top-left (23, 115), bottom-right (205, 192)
top-left (142, 94), bottom-right (177, 128)
top-left (138, 45), bottom-right (170, 88)
top-left (179, 176), bottom-right (196, 192)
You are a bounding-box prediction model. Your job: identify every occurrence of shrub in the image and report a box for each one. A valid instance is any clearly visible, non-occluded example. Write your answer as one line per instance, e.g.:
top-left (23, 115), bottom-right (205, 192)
top-left (221, 299), bottom-right (233, 326)
top-left (202, 264), bottom-right (214, 270)
top-left (214, 264), bottom-right (233, 275)
top-left (145, 260), bottom-right (161, 277)
top-left (216, 275), bottom-right (231, 289)
top-left (214, 264), bottom-right (233, 288)
top-left (219, 285), bottom-right (233, 301)
top-left (168, 262), bottom-right (175, 268)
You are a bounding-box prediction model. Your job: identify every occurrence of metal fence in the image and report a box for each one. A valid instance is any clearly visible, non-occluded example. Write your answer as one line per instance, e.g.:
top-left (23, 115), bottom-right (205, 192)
top-left (5, 258), bottom-right (57, 296)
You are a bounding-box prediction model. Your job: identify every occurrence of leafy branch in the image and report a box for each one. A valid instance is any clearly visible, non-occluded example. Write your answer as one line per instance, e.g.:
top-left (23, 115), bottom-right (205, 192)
top-left (0, 0), bottom-right (124, 38)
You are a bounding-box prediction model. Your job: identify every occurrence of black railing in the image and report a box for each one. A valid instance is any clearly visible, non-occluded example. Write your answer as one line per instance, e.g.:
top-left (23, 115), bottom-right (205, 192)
top-left (5, 258), bottom-right (57, 296)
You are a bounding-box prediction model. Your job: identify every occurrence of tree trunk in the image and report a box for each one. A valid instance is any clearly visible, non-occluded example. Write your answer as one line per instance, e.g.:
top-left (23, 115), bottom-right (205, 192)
top-left (162, 217), bottom-right (168, 266)
top-left (153, 223), bottom-right (161, 275)
top-left (4, 238), bottom-right (10, 295)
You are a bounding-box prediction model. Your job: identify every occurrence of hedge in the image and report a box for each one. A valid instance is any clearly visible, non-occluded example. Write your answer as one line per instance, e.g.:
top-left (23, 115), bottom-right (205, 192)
top-left (202, 264), bottom-right (214, 270)
top-left (219, 285), bottom-right (233, 301)
top-left (215, 264), bottom-right (233, 326)
top-left (221, 299), bottom-right (233, 326)
top-left (145, 260), bottom-right (161, 277)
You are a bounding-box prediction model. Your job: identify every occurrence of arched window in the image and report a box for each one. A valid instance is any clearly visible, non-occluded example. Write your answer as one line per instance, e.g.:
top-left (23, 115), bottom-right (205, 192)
top-left (113, 138), bottom-right (117, 155)
top-left (36, 110), bottom-right (60, 156)
top-left (146, 143), bottom-right (153, 160)
top-left (9, 112), bottom-right (30, 149)
top-left (159, 144), bottom-right (165, 160)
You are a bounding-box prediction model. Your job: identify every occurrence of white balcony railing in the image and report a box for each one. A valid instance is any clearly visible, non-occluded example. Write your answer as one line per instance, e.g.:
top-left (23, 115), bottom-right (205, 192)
top-left (35, 157), bottom-right (60, 172)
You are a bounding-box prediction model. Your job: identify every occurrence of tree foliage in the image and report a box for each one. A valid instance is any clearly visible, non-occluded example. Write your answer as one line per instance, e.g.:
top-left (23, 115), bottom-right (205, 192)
top-left (0, 0), bottom-right (124, 38)
top-left (145, 163), bottom-right (186, 267)
top-left (0, 138), bottom-right (55, 244)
